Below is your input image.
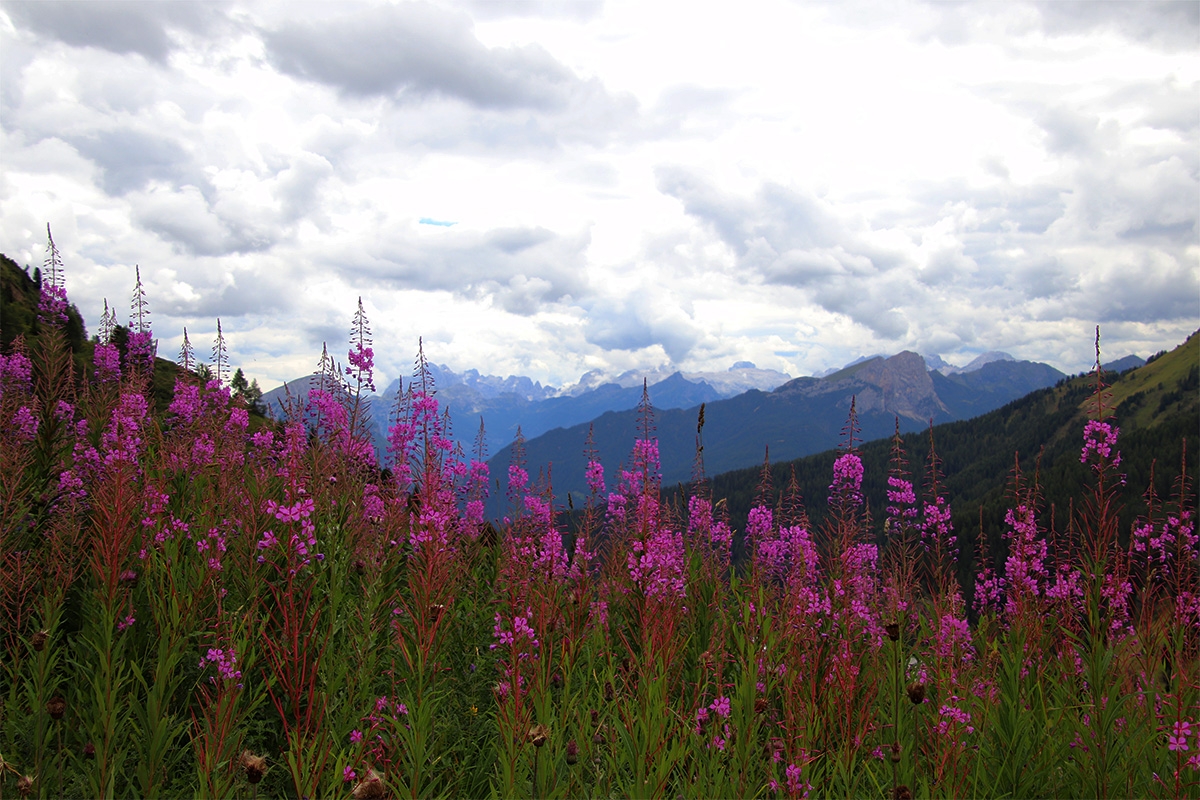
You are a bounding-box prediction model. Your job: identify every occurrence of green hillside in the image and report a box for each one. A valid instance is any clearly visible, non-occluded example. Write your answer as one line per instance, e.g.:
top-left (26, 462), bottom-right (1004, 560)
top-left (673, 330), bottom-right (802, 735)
top-left (667, 331), bottom-right (1199, 579)
top-left (1, 253), bottom-right (269, 420)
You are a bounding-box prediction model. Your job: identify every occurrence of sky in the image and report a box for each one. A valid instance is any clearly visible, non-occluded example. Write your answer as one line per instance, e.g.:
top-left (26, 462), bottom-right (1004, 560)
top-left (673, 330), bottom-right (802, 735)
top-left (1, 0), bottom-right (1197, 392)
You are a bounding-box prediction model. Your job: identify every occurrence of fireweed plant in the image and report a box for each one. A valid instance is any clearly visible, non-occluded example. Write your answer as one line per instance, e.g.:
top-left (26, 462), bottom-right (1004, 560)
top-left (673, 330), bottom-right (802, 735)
top-left (1, 240), bottom-right (1198, 798)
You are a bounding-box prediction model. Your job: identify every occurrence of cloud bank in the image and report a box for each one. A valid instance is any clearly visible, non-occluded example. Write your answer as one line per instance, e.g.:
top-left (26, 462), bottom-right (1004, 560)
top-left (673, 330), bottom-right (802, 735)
top-left (0, 0), bottom-right (1194, 390)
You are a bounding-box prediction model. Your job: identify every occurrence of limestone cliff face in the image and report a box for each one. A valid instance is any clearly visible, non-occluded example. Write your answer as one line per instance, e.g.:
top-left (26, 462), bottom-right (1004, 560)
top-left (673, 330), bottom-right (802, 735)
top-left (829, 351), bottom-right (949, 422)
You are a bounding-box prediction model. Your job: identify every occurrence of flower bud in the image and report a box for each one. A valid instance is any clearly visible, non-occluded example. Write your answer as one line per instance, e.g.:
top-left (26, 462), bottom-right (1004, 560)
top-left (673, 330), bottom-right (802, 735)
top-left (31, 630), bottom-right (49, 652)
top-left (890, 742), bottom-right (901, 763)
top-left (83, 742), bottom-right (95, 759)
top-left (894, 785), bottom-right (913, 800)
top-left (46, 695), bottom-right (65, 721)
top-left (565, 739), bottom-right (578, 766)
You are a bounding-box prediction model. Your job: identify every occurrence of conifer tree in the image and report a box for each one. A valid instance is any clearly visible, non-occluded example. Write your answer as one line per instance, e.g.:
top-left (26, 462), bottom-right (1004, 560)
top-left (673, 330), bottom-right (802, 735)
top-left (212, 319), bottom-right (228, 386)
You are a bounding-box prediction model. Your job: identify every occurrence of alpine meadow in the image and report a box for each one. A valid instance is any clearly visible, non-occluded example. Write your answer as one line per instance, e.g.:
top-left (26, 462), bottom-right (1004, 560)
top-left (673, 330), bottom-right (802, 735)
top-left (0, 230), bottom-right (1197, 800)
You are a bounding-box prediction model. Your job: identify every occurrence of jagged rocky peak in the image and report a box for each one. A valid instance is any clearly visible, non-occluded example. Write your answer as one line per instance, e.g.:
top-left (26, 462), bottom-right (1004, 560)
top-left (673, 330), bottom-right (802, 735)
top-left (832, 351), bottom-right (948, 421)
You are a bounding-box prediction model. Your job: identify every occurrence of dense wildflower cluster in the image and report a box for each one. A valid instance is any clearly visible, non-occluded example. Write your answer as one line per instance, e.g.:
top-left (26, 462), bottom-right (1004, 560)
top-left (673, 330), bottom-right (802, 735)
top-left (199, 647), bottom-right (243, 688)
top-left (259, 497), bottom-right (322, 568)
top-left (2, 252), bottom-right (1195, 800)
top-left (885, 475), bottom-right (918, 530)
top-left (490, 609), bottom-right (539, 698)
top-left (627, 525), bottom-right (687, 601)
top-left (1080, 419), bottom-right (1121, 468)
top-left (829, 452), bottom-right (864, 508)
top-left (1000, 504), bottom-right (1048, 614)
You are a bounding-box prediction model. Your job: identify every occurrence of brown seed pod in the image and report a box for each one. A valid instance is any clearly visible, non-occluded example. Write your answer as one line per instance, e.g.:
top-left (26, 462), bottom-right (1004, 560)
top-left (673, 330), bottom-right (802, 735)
top-left (890, 741), bottom-right (902, 763)
top-left (906, 682), bottom-right (926, 705)
top-left (31, 630), bottom-right (49, 652)
top-left (885, 622), bottom-right (900, 642)
top-left (527, 723), bottom-right (550, 748)
top-left (894, 785), bottom-right (913, 800)
top-left (17, 775), bottom-right (34, 798)
top-left (82, 742), bottom-right (95, 759)
top-left (46, 695), bottom-right (65, 721)
top-left (351, 768), bottom-right (386, 800)
top-left (239, 750), bottom-right (267, 784)
top-left (565, 739), bottom-right (578, 766)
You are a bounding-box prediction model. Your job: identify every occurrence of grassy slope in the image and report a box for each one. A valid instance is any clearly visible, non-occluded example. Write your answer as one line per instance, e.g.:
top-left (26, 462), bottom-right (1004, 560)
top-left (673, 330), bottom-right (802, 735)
top-left (667, 331), bottom-right (1198, 574)
top-left (1, 252), bottom-right (272, 424)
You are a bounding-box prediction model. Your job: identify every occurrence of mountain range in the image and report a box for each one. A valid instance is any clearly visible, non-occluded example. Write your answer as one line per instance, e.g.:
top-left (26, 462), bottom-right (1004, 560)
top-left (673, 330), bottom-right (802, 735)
top-left (258, 343), bottom-right (1164, 520)
top-left (684, 331), bottom-right (1198, 576)
top-left (260, 346), bottom-right (1106, 487)
top-left (482, 350), bottom-right (1085, 517)
top-left (260, 360), bottom-right (796, 457)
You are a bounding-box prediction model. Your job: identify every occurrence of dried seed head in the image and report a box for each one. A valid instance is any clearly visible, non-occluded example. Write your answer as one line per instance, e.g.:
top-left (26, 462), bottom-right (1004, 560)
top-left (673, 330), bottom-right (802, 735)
top-left (31, 630), bottom-right (49, 652)
top-left (17, 775), bottom-right (34, 798)
top-left (565, 739), bottom-right (578, 766)
top-left (551, 672), bottom-right (563, 689)
top-left (82, 742), bottom-right (95, 759)
top-left (906, 682), bottom-right (926, 705)
top-left (890, 742), bottom-right (902, 763)
top-left (46, 695), bottom-right (65, 721)
top-left (590, 708), bottom-right (599, 725)
top-left (885, 622), bottom-right (900, 642)
top-left (894, 785), bottom-right (913, 800)
top-left (239, 750), bottom-right (267, 784)
top-left (351, 768), bottom-right (385, 800)
top-left (527, 723), bottom-right (550, 748)
top-left (351, 558), bottom-right (366, 575)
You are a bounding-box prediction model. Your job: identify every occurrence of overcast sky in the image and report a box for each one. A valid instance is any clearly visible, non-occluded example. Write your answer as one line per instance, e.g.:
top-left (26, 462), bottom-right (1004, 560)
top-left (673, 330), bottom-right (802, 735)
top-left (1, 0), bottom-right (1197, 391)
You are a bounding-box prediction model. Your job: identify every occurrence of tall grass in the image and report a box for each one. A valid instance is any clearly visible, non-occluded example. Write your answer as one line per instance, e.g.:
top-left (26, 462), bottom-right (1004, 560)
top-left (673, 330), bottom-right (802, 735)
top-left (1, 270), bottom-right (1197, 799)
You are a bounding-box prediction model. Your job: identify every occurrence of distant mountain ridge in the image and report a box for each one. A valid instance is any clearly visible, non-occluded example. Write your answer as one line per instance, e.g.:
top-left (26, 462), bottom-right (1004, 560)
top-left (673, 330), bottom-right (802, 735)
top-left (263, 360), bottom-right (795, 456)
top-left (484, 350), bottom-right (1075, 518)
top-left (686, 331), bottom-right (1196, 567)
top-left (561, 362), bottom-right (792, 397)
top-left (260, 345), bottom-right (1148, 503)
